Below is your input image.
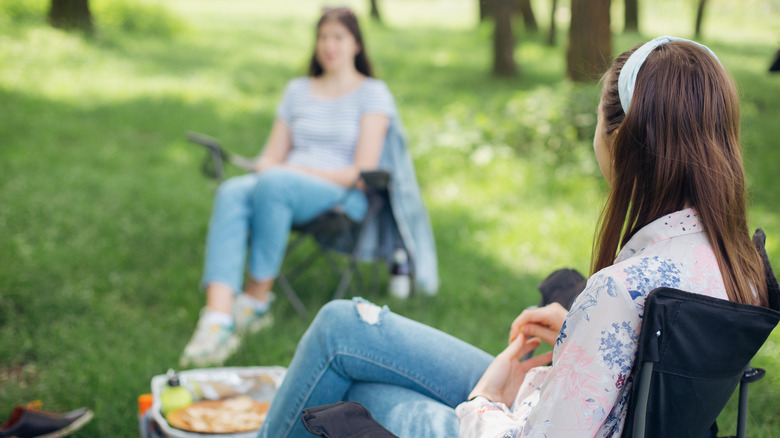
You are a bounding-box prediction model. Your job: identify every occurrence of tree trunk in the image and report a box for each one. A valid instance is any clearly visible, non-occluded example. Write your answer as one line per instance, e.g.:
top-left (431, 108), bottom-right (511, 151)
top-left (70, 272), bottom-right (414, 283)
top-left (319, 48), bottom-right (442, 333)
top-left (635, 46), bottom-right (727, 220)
top-left (492, 0), bottom-right (517, 76)
top-left (624, 0), bottom-right (639, 32)
top-left (479, 0), bottom-right (490, 22)
top-left (516, 0), bottom-right (538, 33)
top-left (548, 0), bottom-right (558, 45)
top-left (370, 0), bottom-right (382, 22)
top-left (695, 0), bottom-right (707, 38)
top-left (48, 0), bottom-right (93, 33)
top-left (567, 0), bottom-right (612, 82)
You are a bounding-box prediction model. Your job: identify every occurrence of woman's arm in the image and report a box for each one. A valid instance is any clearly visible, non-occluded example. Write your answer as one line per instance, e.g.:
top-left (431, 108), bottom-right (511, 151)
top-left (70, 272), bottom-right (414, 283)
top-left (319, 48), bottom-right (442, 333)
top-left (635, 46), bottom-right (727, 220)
top-left (456, 336), bottom-right (552, 438)
top-left (282, 113), bottom-right (390, 188)
top-left (468, 336), bottom-right (553, 404)
top-left (254, 119), bottom-right (293, 173)
top-left (521, 272), bottom-right (637, 436)
top-left (458, 272), bottom-right (636, 437)
top-left (508, 302), bottom-right (568, 346)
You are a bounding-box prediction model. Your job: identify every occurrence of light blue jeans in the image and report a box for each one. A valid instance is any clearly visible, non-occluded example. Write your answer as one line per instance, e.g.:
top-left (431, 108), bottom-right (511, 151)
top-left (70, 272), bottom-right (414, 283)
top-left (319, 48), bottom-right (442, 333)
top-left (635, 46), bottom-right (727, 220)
top-left (202, 168), bottom-right (368, 294)
top-left (257, 298), bottom-right (494, 437)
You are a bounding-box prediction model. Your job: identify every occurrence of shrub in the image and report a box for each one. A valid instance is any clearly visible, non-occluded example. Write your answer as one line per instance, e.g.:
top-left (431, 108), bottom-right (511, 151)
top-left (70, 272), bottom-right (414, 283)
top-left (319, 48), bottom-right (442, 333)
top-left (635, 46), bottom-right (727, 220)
top-left (0, 0), bottom-right (47, 25)
top-left (92, 0), bottom-right (186, 38)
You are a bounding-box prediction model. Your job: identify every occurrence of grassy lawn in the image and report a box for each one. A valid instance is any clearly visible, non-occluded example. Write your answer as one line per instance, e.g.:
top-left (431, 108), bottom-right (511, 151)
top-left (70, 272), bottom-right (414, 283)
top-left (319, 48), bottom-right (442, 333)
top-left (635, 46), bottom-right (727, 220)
top-left (1, 0), bottom-right (779, 435)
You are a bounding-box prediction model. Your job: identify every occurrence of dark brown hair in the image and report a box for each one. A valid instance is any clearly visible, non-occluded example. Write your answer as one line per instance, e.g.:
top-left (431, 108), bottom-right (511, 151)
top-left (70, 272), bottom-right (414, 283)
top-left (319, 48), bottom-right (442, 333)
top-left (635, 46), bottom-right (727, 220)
top-left (308, 8), bottom-right (374, 77)
top-left (593, 42), bottom-right (767, 306)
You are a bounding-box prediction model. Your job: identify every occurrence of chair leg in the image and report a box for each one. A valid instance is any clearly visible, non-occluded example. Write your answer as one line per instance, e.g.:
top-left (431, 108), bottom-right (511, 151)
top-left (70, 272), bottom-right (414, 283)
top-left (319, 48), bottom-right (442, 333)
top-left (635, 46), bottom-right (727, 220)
top-left (736, 379), bottom-right (749, 438)
top-left (333, 268), bottom-right (355, 300)
top-left (351, 263), bottom-right (366, 293)
top-left (371, 261), bottom-right (381, 296)
top-left (277, 274), bottom-right (308, 319)
top-left (322, 251), bottom-right (343, 276)
top-left (631, 362), bottom-right (654, 438)
top-left (287, 249), bottom-right (326, 280)
top-left (332, 246), bottom-right (365, 299)
top-left (331, 199), bottom-right (384, 300)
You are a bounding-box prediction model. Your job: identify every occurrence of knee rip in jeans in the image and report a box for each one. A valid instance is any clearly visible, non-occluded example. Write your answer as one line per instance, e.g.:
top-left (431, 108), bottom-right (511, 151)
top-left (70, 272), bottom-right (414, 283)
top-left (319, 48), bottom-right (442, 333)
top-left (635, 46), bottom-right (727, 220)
top-left (352, 298), bottom-right (387, 325)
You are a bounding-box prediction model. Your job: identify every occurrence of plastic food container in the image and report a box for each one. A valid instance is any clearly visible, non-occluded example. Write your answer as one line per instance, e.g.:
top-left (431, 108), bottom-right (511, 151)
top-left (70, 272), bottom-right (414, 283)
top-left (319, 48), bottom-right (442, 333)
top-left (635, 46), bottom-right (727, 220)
top-left (145, 366), bottom-right (286, 438)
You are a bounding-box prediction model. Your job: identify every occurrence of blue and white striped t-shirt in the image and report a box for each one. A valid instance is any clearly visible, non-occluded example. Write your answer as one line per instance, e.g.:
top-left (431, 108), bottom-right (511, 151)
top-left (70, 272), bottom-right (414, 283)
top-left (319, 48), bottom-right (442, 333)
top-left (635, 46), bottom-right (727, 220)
top-left (276, 77), bottom-right (396, 170)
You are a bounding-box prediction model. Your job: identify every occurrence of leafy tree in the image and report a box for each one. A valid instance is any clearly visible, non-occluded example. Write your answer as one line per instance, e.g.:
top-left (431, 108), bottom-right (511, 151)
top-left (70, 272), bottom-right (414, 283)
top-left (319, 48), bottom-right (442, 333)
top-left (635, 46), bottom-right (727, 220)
top-left (625, 0), bottom-right (639, 32)
top-left (695, 0), bottom-right (707, 37)
top-left (567, 0), bottom-right (612, 81)
top-left (49, 0), bottom-right (93, 33)
top-left (370, 0), bottom-right (381, 22)
top-left (516, 0), bottom-right (538, 33)
top-left (548, 0), bottom-right (559, 45)
top-left (491, 0), bottom-right (517, 76)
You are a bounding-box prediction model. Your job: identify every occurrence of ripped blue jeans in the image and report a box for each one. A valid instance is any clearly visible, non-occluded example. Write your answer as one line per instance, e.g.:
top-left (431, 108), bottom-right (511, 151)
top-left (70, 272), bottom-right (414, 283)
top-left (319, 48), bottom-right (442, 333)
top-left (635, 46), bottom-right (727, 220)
top-left (257, 299), bottom-right (494, 437)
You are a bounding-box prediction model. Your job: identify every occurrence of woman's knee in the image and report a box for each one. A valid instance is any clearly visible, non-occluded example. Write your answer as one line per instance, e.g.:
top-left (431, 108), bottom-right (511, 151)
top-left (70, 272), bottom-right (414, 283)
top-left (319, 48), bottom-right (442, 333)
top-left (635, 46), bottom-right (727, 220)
top-left (253, 168), bottom-right (295, 204)
top-left (311, 299), bottom-right (356, 332)
top-left (311, 298), bottom-right (386, 334)
top-left (215, 174), bottom-right (256, 202)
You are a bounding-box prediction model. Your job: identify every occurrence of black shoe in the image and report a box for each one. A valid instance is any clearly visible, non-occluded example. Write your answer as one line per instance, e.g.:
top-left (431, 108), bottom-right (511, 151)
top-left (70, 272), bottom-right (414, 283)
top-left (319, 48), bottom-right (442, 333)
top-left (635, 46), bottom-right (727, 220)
top-left (0, 404), bottom-right (93, 438)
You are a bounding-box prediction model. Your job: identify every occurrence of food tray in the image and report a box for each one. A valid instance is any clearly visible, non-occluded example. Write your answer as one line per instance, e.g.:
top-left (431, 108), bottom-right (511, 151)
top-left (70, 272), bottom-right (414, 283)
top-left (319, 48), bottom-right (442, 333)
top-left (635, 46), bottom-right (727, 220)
top-left (149, 366), bottom-right (286, 438)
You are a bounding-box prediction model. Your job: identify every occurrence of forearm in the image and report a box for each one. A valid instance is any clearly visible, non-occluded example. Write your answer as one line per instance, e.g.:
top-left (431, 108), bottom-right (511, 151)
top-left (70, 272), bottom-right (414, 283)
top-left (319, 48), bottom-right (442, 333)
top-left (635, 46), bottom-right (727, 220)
top-left (254, 155), bottom-right (284, 173)
top-left (280, 164), bottom-right (362, 188)
top-left (457, 365), bottom-right (551, 438)
top-left (456, 398), bottom-right (523, 438)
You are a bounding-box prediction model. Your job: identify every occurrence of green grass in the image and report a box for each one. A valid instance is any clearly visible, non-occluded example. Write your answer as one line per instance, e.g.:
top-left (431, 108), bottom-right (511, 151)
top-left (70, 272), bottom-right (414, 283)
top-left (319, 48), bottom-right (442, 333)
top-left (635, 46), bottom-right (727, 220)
top-left (1, 0), bottom-right (779, 435)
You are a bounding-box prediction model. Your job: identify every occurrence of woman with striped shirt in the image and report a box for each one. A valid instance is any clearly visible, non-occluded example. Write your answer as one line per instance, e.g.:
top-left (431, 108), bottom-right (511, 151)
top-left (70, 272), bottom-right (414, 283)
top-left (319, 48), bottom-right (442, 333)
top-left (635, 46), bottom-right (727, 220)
top-left (180, 7), bottom-right (397, 368)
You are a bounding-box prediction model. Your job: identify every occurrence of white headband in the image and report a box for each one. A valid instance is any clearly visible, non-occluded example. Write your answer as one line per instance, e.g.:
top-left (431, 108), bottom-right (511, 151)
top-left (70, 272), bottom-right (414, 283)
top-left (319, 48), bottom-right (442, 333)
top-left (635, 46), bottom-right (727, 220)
top-left (617, 36), bottom-right (721, 114)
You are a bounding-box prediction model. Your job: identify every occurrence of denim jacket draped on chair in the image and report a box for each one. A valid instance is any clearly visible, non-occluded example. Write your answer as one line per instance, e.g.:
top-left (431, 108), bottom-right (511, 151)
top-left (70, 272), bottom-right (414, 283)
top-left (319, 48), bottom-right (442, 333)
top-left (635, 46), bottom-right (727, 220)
top-left (354, 116), bottom-right (439, 294)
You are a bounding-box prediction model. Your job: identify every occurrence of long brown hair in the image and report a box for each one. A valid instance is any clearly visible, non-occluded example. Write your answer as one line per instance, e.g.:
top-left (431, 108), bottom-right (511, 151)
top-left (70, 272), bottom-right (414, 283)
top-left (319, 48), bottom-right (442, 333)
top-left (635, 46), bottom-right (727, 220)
top-left (593, 41), bottom-right (767, 306)
top-left (308, 7), bottom-right (374, 77)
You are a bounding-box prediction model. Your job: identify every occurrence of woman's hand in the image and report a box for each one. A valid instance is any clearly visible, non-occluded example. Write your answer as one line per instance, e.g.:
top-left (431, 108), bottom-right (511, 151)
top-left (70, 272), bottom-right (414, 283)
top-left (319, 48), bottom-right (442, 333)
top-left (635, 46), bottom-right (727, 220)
top-left (468, 335), bottom-right (553, 406)
top-left (509, 303), bottom-right (568, 346)
top-left (253, 158), bottom-right (277, 173)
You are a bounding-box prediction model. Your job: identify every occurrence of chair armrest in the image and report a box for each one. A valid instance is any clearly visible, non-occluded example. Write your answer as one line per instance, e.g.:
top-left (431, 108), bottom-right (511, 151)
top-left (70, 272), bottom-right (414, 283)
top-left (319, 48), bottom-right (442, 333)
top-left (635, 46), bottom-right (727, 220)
top-left (186, 131), bottom-right (257, 176)
top-left (187, 131), bottom-right (224, 156)
top-left (360, 170), bottom-right (390, 190)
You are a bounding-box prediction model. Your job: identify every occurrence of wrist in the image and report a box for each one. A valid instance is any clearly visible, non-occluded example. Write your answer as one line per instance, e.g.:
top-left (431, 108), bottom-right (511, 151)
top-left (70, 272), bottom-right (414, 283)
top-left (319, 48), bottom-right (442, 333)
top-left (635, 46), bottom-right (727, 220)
top-left (467, 394), bottom-right (493, 403)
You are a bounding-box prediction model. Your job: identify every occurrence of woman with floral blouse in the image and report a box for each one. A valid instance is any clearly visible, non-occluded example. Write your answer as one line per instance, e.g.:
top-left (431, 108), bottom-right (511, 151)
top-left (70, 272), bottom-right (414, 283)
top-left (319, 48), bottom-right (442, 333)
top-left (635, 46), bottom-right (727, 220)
top-left (258, 36), bottom-right (770, 438)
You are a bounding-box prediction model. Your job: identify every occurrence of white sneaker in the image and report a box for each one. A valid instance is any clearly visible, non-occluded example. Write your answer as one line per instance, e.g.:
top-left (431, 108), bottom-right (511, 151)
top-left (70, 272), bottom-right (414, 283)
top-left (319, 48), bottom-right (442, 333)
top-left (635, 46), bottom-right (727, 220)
top-left (179, 315), bottom-right (239, 368)
top-left (233, 293), bottom-right (274, 335)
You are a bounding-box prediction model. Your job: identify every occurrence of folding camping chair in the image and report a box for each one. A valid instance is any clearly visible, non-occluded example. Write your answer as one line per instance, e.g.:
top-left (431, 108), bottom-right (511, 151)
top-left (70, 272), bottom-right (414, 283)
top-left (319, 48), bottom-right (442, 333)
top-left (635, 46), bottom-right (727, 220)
top-left (187, 132), bottom-right (398, 318)
top-left (274, 168), bottom-right (393, 318)
top-left (623, 287), bottom-right (780, 438)
top-left (623, 229), bottom-right (780, 438)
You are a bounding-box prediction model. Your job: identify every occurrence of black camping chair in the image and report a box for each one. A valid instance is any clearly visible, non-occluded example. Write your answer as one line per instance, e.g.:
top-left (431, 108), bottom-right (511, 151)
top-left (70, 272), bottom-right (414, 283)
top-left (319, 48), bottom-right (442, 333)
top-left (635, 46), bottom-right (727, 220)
top-left (187, 132), bottom-right (398, 318)
top-left (623, 287), bottom-right (780, 438)
top-left (623, 229), bottom-right (780, 438)
top-left (275, 169), bottom-right (392, 318)
top-left (769, 49), bottom-right (780, 72)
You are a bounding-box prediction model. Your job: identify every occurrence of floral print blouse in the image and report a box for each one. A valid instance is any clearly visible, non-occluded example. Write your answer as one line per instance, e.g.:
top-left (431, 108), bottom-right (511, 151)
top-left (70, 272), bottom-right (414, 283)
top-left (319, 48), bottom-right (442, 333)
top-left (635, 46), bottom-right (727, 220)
top-left (456, 208), bottom-right (728, 437)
